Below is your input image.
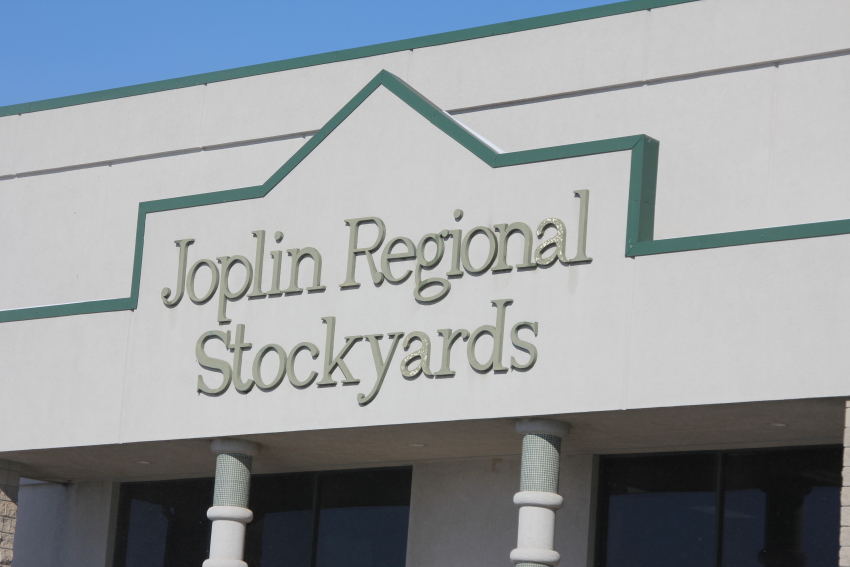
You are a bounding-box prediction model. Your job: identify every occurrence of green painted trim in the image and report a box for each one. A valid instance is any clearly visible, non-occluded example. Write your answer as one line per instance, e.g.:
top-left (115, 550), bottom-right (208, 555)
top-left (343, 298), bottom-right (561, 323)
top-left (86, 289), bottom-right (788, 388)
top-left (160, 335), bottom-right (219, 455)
top-left (2, 298), bottom-right (134, 322)
top-left (625, 135), bottom-right (660, 255)
top-left (0, 0), bottom-right (698, 118)
top-left (629, 219), bottom-right (850, 257)
top-left (0, 70), bottom-right (650, 323)
top-left (619, 132), bottom-right (850, 258)
top-left (3, 69), bottom-right (849, 323)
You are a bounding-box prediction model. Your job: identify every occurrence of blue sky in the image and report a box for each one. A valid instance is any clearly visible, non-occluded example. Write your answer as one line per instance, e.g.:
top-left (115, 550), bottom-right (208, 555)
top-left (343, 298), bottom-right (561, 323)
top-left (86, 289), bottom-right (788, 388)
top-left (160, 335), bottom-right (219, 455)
top-left (0, 0), bottom-right (616, 107)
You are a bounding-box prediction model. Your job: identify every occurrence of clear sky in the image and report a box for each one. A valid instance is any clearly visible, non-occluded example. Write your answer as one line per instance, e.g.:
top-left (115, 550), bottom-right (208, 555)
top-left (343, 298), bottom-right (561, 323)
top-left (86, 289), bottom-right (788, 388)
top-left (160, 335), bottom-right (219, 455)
top-left (0, 0), bottom-right (617, 108)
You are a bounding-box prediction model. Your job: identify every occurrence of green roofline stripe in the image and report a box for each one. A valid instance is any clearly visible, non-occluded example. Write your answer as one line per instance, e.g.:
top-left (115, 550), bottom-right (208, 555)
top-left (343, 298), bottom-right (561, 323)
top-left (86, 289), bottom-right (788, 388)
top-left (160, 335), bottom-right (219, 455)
top-left (0, 0), bottom-right (699, 118)
top-left (3, 69), bottom-right (848, 323)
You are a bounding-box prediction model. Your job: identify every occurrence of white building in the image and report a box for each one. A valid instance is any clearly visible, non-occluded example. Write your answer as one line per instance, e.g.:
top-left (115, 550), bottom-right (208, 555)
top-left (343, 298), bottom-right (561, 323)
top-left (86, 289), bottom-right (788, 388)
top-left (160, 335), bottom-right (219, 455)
top-left (1, 0), bottom-right (850, 565)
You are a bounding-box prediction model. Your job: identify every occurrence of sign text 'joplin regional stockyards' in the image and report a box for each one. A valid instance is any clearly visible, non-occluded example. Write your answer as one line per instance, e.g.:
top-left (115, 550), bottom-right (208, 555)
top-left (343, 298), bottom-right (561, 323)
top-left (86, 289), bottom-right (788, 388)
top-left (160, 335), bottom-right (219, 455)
top-left (161, 193), bottom-right (591, 405)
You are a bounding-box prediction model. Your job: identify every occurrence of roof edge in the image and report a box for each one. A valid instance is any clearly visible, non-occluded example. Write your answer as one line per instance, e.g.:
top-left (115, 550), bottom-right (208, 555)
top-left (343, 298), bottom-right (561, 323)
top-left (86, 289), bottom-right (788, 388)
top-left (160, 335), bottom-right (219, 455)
top-left (0, 0), bottom-right (698, 118)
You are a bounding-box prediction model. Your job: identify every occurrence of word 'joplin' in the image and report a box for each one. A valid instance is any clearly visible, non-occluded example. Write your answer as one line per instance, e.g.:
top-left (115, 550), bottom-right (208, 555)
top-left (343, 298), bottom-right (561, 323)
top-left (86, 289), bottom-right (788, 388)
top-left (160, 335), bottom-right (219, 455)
top-left (161, 192), bottom-right (592, 322)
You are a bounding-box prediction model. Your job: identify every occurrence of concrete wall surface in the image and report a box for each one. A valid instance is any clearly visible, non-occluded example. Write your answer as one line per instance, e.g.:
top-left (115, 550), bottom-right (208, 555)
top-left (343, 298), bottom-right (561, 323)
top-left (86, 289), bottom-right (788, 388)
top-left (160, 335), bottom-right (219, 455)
top-left (0, 0), bottom-right (847, 179)
top-left (406, 454), bottom-right (595, 567)
top-left (14, 481), bottom-right (117, 567)
top-left (0, 0), bottom-right (849, 453)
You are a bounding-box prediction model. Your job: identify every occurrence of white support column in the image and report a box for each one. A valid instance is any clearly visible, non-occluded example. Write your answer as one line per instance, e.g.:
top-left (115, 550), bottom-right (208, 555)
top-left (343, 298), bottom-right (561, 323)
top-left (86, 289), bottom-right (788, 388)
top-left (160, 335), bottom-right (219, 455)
top-left (841, 401), bottom-right (850, 567)
top-left (0, 459), bottom-right (20, 567)
top-left (204, 439), bottom-right (261, 567)
top-left (511, 418), bottom-right (569, 567)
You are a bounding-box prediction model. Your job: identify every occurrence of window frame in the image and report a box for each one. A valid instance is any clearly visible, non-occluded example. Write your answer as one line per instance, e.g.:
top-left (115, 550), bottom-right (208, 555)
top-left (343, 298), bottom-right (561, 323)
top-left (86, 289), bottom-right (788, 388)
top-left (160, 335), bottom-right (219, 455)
top-left (112, 465), bottom-right (413, 567)
top-left (592, 445), bottom-right (842, 567)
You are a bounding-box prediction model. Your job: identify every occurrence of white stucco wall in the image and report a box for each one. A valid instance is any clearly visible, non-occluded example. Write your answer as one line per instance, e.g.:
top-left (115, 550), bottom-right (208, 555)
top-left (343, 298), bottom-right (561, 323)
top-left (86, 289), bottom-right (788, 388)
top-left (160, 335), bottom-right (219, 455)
top-left (4, 1), bottom-right (849, 565)
top-left (13, 454), bottom-right (590, 567)
top-left (406, 453), bottom-right (595, 567)
top-left (0, 0), bottom-right (848, 451)
top-left (14, 481), bottom-right (117, 567)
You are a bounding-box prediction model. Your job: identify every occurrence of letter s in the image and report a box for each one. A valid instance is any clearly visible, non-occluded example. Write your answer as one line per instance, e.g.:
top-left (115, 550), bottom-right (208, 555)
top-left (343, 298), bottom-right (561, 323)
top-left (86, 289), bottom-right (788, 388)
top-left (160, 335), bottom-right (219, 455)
top-left (196, 330), bottom-right (232, 395)
top-left (510, 322), bottom-right (538, 370)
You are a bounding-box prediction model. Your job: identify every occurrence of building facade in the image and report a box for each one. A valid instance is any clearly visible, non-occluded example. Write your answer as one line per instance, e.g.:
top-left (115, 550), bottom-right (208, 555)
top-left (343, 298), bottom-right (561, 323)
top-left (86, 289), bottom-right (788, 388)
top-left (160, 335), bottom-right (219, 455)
top-left (2, 0), bottom-right (850, 565)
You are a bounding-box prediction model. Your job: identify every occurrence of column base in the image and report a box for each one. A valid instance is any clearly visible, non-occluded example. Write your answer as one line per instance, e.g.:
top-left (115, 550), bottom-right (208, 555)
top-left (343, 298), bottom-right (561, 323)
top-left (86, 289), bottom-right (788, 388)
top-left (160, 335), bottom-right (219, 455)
top-left (203, 560), bottom-right (248, 567)
top-left (207, 506), bottom-right (252, 565)
top-left (510, 547), bottom-right (561, 565)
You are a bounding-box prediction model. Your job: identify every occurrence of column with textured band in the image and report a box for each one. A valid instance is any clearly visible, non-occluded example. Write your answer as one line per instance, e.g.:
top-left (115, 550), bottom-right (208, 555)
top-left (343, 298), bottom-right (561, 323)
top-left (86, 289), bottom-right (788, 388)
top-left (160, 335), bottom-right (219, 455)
top-left (511, 419), bottom-right (569, 567)
top-left (204, 439), bottom-right (261, 567)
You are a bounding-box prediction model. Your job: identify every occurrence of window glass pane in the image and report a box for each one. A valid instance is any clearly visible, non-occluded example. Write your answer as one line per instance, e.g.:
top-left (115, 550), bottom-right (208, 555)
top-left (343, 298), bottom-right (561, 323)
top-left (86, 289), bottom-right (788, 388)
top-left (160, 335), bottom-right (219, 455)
top-left (125, 500), bottom-right (168, 567)
top-left (244, 473), bottom-right (315, 567)
top-left (722, 447), bottom-right (841, 567)
top-left (599, 453), bottom-right (717, 567)
top-left (114, 478), bottom-right (214, 567)
top-left (719, 487), bottom-right (765, 567)
top-left (314, 469), bottom-right (413, 567)
top-left (115, 467), bottom-right (413, 567)
top-left (802, 486), bottom-right (840, 567)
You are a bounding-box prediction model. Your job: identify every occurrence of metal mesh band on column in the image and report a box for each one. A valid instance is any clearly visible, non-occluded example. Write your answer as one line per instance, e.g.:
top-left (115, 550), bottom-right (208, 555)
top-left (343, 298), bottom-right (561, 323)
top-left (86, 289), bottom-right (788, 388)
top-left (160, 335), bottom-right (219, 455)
top-left (212, 452), bottom-right (253, 508)
top-left (516, 563), bottom-right (547, 567)
top-left (520, 433), bottom-right (562, 493)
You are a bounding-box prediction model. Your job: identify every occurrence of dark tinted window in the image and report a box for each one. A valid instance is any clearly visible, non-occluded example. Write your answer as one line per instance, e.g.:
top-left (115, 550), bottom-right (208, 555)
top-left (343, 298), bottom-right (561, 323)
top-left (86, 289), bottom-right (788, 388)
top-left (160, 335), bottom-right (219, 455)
top-left (600, 453), bottom-right (717, 567)
top-left (245, 473), bottom-right (315, 567)
top-left (721, 448), bottom-right (841, 567)
top-left (596, 447), bottom-right (841, 567)
top-left (315, 469), bottom-right (412, 567)
top-left (114, 478), bottom-right (214, 567)
top-left (114, 468), bottom-right (412, 567)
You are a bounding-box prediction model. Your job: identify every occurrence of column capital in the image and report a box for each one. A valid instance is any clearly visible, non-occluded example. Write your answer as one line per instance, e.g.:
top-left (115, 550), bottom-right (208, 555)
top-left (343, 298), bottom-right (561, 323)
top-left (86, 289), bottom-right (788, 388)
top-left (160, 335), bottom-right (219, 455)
top-left (513, 420), bottom-right (564, 566)
top-left (210, 438), bottom-right (261, 456)
top-left (206, 447), bottom-right (255, 567)
top-left (516, 418), bottom-right (569, 437)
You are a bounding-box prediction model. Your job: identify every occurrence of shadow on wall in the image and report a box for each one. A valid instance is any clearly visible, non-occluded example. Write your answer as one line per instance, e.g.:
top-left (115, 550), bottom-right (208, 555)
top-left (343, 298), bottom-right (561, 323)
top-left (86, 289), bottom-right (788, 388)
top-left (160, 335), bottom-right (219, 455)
top-left (15, 480), bottom-right (116, 567)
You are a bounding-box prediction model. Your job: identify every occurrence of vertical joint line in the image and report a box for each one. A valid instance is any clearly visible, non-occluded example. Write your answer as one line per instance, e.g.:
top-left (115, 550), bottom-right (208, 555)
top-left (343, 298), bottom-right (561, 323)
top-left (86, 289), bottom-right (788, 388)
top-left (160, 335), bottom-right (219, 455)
top-left (765, 63), bottom-right (780, 227)
top-left (714, 451), bottom-right (726, 567)
top-left (309, 473), bottom-right (321, 567)
top-left (640, 6), bottom-right (653, 83)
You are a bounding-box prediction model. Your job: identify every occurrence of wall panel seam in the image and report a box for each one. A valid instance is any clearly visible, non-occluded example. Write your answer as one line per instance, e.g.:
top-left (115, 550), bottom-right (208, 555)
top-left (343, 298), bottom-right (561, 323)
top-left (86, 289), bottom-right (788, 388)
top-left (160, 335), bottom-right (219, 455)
top-left (8, 49), bottom-right (848, 178)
